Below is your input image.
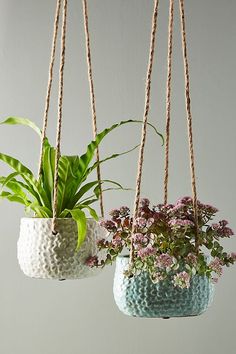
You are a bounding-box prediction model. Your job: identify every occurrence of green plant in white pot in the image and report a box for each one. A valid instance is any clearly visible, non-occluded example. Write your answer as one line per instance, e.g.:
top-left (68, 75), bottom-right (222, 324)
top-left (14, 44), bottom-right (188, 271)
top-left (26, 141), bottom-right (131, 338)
top-left (0, 117), bottom-right (162, 279)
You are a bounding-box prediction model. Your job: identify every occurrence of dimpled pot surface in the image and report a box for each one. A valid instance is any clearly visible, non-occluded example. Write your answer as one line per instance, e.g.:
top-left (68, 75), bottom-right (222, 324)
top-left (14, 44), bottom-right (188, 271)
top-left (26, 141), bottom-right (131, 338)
top-left (17, 218), bottom-right (106, 279)
top-left (113, 256), bottom-right (215, 318)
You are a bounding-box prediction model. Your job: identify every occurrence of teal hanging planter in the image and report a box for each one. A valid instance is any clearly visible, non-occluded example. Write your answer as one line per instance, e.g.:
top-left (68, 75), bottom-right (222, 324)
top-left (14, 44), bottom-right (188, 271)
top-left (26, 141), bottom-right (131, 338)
top-left (113, 255), bottom-right (215, 318)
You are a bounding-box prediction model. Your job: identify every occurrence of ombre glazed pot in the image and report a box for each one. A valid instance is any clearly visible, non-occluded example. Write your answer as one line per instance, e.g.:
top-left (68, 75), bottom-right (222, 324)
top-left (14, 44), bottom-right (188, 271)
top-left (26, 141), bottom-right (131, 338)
top-left (113, 255), bottom-right (215, 318)
top-left (17, 217), bottom-right (106, 280)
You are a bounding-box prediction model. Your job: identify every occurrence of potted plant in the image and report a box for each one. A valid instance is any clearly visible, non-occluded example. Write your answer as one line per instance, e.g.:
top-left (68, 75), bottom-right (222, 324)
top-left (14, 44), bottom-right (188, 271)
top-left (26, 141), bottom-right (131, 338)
top-left (0, 117), bottom-right (162, 280)
top-left (87, 196), bottom-right (236, 317)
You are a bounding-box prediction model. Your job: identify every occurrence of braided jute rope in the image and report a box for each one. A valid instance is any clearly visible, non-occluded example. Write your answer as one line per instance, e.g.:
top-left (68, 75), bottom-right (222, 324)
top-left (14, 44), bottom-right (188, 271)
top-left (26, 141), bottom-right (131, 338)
top-left (38, 0), bottom-right (62, 177)
top-left (163, 0), bottom-right (174, 205)
top-left (82, 0), bottom-right (104, 218)
top-left (179, 0), bottom-right (199, 250)
top-left (129, 0), bottom-right (160, 263)
top-left (52, 0), bottom-right (68, 234)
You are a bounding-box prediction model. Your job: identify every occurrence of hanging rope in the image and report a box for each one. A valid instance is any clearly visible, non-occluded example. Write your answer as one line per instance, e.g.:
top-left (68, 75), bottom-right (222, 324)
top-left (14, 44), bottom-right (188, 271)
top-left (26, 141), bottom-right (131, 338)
top-left (179, 0), bottom-right (199, 251)
top-left (82, 0), bottom-right (104, 218)
top-left (38, 0), bottom-right (62, 177)
top-left (52, 0), bottom-right (68, 234)
top-left (129, 0), bottom-right (160, 264)
top-left (163, 0), bottom-right (174, 205)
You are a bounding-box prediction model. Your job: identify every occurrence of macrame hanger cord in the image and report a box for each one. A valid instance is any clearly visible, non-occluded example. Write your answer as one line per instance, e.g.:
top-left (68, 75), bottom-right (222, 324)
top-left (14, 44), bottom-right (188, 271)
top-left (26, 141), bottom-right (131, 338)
top-left (52, 0), bottom-right (68, 234)
top-left (163, 0), bottom-right (174, 205)
top-left (38, 0), bottom-right (62, 177)
top-left (179, 0), bottom-right (199, 251)
top-left (82, 0), bottom-right (104, 218)
top-left (129, 0), bottom-right (160, 264)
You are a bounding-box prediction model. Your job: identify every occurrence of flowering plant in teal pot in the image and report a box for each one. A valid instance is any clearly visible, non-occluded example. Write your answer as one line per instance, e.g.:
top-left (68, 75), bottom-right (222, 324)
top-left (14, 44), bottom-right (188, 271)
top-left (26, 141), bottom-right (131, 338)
top-left (86, 197), bottom-right (236, 318)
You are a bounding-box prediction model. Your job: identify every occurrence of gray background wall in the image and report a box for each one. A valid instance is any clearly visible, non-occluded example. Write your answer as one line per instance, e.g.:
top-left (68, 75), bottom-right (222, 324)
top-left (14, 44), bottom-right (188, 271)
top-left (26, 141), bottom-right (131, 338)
top-left (0, 1), bottom-right (235, 353)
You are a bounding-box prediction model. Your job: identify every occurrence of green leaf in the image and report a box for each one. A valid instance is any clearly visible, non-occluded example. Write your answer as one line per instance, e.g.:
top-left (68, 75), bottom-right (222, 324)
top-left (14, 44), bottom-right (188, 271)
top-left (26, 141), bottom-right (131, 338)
top-left (0, 191), bottom-right (30, 206)
top-left (69, 179), bottom-right (124, 209)
top-left (0, 152), bottom-right (51, 208)
top-left (0, 172), bottom-right (20, 193)
top-left (0, 117), bottom-right (41, 136)
top-left (69, 208), bottom-right (87, 250)
top-left (94, 180), bottom-right (124, 197)
top-left (0, 176), bottom-right (38, 202)
top-left (41, 145), bottom-right (55, 204)
top-left (57, 156), bottom-right (76, 214)
top-left (26, 203), bottom-right (52, 218)
top-left (84, 144), bottom-right (140, 181)
top-left (78, 198), bottom-right (98, 206)
top-left (78, 205), bottom-right (99, 221)
top-left (127, 119), bottom-right (164, 145)
top-left (0, 152), bottom-right (34, 176)
top-left (72, 119), bottom-right (163, 190)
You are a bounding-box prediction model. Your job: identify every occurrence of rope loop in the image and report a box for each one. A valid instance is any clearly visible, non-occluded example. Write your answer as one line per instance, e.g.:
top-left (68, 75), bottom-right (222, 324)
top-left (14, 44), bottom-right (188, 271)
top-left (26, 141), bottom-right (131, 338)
top-left (129, 0), bottom-right (160, 264)
top-left (179, 0), bottom-right (199, 250)
top-left (38, 0), bottom-right (62, 177)
top-left (82, 0), bottom-right (104, 217)
top-left (52, 0), bottom-right (68, 234)
top-left (163, 0), bottom-right (174, 205)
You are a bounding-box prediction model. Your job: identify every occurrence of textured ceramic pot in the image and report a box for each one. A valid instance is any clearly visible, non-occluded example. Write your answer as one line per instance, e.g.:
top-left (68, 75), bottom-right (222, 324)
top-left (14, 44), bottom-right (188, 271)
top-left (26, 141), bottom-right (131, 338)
top-left (17, 217), bottom-right (106, 280)
top-left (113, 255), bottom-right (215, 318)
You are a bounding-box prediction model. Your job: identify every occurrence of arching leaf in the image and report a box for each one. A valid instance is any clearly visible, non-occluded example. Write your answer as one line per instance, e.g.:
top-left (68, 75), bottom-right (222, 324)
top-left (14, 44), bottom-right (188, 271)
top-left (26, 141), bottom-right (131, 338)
top-left (0, 117), bottom-right (41, 136)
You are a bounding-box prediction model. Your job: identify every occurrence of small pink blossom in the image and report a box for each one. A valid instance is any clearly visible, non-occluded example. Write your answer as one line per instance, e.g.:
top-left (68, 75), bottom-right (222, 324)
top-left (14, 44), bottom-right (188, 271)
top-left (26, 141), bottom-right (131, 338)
top-left (138, 244), bottom-right (156, 259)
top-left (230, 252), bottom-right (236, 261)
top-left (173, 271), bottom-right (191, 289)
top-left (135, 217), bottom-right (147, 228)
top-left (97, 239), bottom-right (107, 248)
top-left (119, 206), bottom-right (130, 217)
top-left (176, 196), bottom-right (192, 205)
top-left (186, 253), bottom-right (198, 266)
top-left (156, 254), bottom-right (174, 269)
top-left (140, 198), bottom-right (150, 207)
top-left (223, 227), bottom-right (234, 237)
top-left (147, 217), bottom-right (155, 227)
top-left (99, 220), bottom-right (117, 232)
top-left (212, 223), bottom-right (219, 230)
top-left (109, 209), bottom-right (120, 219)
top-left (220, 220), bottom-right (228, 227)
top-left (211, 277), bottom-right (219, 284)
top-left (169, 219), bottom-right (195, 227)
top-left (203, 204), bottom-right (218, 214)
top-left (85, 255), bottom-right (98, 267)
top-left (209, 257), bottom-right (223, 276)
top-left (151, 272), bottom-right (166, 283)
top-left (171, 203), bottom-right (186, 212)
top-left (112, 236), bottom-right (123, 247)
top-left (212, 221), bottom-right (234, 238)
top-left (132, 233), bottom-right (148, 244)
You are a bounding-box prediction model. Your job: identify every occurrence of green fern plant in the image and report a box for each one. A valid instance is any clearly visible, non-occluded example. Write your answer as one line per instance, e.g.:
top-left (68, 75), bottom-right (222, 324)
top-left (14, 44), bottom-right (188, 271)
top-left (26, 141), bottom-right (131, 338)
top-left (0, 117), bottom-right (163, 249)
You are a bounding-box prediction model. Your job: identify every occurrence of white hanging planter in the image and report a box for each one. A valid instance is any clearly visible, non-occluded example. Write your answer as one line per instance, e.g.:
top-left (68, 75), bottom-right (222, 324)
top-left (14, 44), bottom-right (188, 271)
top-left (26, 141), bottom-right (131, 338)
top-left (17, 217), bottom-right (106, 280)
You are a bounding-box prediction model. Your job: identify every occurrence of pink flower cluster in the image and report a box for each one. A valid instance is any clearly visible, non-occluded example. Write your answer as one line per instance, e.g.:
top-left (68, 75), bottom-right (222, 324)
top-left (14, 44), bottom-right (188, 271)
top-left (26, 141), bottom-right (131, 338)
top-left (85, 255), bottom-right (98, 267)
top-left (169, 219), bottom-right (195, 228)
top-left (132, 233), bottom-right (148, 249)
top-left (209, 257), bottom-right (223, 276)
top-left (212, 220), bottom-right (234, 238)
top-left (87, 197), bottom-right (235, 288)
top-left (156, 254), bottom-right (174, 269)
top-left (185, 253), bottom-right (198, 266)
top-left (137, 244), bottom-right (156, 259)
